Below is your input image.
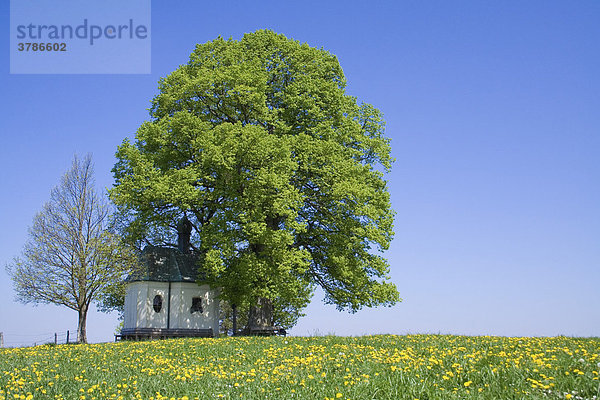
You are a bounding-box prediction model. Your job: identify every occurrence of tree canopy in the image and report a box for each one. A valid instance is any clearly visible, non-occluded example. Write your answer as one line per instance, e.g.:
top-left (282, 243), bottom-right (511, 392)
top-left (110, 30), bottom-right (399, 327)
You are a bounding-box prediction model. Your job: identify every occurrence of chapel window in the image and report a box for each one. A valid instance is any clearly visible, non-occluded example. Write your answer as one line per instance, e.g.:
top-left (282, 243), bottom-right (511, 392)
top-left (191, 297), bottom-right (203, 314)
top-left (153, 295), bottom-right (163, 313)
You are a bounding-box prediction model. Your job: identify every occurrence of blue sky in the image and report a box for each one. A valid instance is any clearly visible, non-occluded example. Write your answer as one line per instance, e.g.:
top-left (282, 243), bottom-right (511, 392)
top-left (1, 0), bottom-right (599, 345)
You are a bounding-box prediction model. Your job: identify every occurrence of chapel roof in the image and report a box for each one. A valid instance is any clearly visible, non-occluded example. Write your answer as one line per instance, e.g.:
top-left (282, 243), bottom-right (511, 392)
top-left (128, 246), bottom-right (204, 283)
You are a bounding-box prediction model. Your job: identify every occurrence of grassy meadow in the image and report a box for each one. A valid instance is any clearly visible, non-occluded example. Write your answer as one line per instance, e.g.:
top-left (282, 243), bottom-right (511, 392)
top-left (1, 334), bottom-right (599, 400)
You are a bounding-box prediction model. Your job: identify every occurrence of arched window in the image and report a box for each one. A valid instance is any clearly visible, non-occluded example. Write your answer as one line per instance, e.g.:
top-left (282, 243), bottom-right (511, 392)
top-left (153, 295), bottom-right (163, 313)
top-left (191, 297), bottom-right (203, 314)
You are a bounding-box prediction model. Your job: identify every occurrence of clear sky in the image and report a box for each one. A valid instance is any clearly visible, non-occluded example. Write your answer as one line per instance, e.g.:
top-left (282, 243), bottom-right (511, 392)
top-left (1, 1), bottom-right (599, 345)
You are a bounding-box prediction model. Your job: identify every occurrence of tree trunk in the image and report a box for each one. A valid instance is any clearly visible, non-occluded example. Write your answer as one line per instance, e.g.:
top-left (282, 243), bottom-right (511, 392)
top-left (77, 306), bottom-right (88, 344)
top-left (232, 304), bottom-right (238, 336)
top-left (246, 297), bottom-right (273, 332)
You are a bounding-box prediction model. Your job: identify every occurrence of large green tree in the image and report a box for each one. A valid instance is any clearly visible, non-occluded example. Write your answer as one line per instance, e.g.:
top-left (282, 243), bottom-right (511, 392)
top-left (110, 30), bottom-right (399, 330)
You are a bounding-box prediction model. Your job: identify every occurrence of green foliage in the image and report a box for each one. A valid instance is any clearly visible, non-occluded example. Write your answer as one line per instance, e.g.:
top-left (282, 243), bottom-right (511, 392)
top-left (95, 278), bottom-right (126, 318)
top-left (110, 29), bottom-right (400, 324)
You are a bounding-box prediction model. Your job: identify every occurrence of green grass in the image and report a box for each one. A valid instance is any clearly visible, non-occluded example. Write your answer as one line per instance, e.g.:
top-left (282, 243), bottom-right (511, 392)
top-left (1, 334), bottom-right (599, 399)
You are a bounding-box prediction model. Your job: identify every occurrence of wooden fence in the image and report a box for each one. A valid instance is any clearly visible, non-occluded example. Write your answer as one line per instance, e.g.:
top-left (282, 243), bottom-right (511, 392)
top-left (0, 330), bottom-right (76, 348)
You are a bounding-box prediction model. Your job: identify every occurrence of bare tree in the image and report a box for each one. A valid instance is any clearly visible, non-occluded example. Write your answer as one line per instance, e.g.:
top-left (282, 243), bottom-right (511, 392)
top-left (6, 155), bottom-right (138, 343)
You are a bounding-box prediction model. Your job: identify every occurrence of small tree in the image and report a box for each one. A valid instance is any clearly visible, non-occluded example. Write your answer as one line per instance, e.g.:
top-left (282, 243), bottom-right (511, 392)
top-left (6, 155), bottom-right (137, 343)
